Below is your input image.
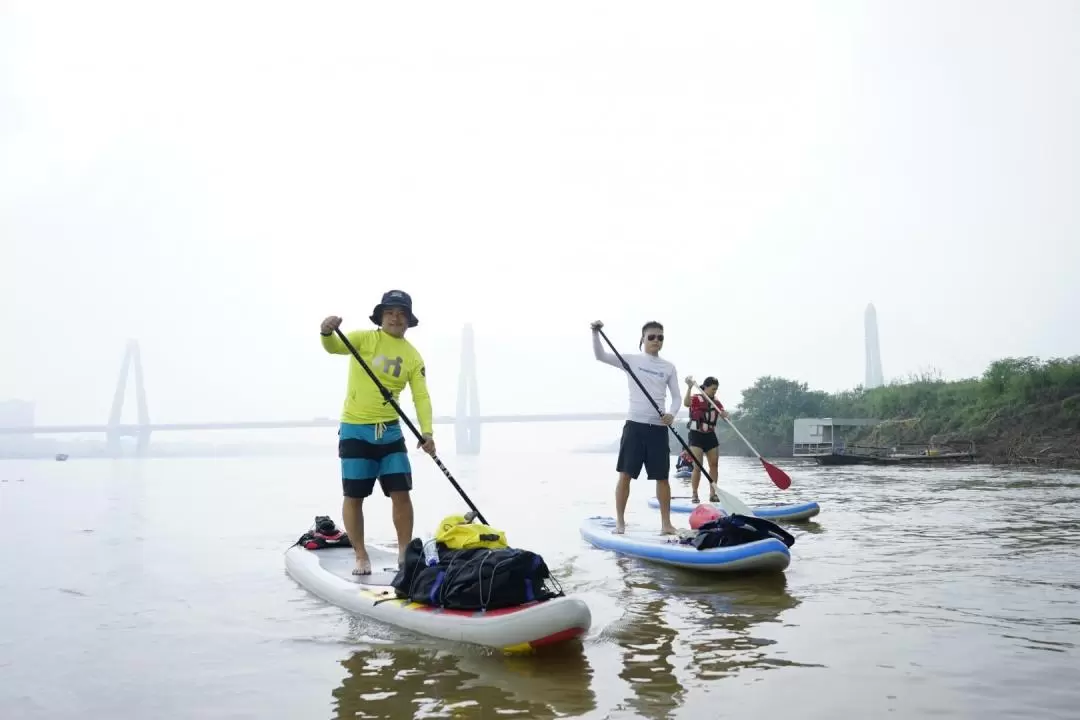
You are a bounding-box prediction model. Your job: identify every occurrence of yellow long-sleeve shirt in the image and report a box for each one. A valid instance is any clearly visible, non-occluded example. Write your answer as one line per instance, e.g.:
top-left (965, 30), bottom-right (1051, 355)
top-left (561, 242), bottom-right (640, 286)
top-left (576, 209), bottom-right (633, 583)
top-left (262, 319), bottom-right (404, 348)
top-left (321, 329), bottom-right (433, 435)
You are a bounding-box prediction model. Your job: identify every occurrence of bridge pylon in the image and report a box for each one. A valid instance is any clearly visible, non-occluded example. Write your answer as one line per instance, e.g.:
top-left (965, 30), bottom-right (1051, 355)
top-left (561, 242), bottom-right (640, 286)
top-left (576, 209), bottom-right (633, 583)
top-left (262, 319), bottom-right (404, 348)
top-left (455, 324), bottom-right (481, 454)
top-left (107, 339), bottom-right (152, 455)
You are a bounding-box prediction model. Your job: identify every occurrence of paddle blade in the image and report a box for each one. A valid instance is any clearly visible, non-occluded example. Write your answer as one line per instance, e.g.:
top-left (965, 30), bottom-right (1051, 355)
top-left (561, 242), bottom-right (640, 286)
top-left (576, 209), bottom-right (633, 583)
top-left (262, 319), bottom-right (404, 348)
top-left (761, 459), bottom-right (792, 490)
top-left (711, 484), bottom-right (756, 517)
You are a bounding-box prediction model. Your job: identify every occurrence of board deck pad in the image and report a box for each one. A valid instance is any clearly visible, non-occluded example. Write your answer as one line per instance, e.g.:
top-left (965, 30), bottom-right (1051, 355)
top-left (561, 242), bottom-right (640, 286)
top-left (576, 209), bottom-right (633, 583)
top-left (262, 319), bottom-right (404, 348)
top-left (314, 545), bottom-right (400, 587)
top-left (591, 516), bottom-right (693, 544)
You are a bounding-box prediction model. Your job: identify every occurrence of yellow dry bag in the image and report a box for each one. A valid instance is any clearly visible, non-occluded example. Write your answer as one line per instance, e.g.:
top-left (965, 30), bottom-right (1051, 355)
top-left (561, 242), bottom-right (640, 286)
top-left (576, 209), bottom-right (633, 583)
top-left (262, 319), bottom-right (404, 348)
top-left (435, 514), bottom-right (508, 550)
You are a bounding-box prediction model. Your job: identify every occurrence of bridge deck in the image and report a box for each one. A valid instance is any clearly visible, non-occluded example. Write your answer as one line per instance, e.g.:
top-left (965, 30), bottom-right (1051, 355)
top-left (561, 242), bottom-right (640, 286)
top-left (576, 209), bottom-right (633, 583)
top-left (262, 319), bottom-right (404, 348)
top-left (0, 412), bottom-right (633, 435)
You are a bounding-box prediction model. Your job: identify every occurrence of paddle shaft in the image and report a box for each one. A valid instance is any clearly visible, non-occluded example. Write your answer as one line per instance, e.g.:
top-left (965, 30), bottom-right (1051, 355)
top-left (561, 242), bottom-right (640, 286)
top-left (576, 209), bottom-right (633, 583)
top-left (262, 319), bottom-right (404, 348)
top-left (724, 417), bottom-right (764, 458)
top-left (595, 328), bottom-right (718, 486)
top-left (333, 327), bottom-right (489, 525)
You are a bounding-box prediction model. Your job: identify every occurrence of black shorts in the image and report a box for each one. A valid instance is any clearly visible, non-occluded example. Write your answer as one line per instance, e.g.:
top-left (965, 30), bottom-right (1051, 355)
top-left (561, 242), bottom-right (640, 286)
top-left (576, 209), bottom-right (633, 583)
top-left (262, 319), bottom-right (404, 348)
top-left (688, 429), bottom-right (720, 453)
top-left (616, 420), bottom-right (671, 480)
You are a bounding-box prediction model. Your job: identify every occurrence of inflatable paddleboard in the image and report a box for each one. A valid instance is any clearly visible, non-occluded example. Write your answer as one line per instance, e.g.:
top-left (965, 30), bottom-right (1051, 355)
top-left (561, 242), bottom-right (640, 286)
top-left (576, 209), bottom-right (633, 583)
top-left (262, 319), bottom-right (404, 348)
top-left (579, 516), bottom-right (790, 573)
top-left (647, 496), bottom-right (821, 522)
top-left (285, 544), bottom-right (591, 654)
top-left (674, 468), bottom-right (692, 479)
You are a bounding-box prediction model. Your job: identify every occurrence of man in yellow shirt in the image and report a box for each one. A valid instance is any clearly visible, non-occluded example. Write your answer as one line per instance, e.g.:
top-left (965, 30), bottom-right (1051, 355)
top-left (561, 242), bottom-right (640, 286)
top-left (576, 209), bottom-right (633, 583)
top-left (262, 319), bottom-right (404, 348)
top-left (320, 290), bottom-right (436, 575)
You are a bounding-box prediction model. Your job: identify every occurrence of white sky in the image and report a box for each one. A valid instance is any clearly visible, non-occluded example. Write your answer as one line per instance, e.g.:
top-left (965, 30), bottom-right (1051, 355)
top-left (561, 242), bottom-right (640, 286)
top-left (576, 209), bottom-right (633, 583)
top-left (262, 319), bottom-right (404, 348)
top-left (3, 0), bottom-right (1077, 425)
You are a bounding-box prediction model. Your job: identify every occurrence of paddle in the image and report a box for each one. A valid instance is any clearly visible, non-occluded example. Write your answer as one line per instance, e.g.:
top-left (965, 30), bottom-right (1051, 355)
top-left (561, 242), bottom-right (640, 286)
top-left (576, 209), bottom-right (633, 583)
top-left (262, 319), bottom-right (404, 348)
top-left (594, 327), bottom-right (754, 518)
top-left (692, 383), bottom-right (792, 491)
top-left (333, 327), bottom-right (489, 525)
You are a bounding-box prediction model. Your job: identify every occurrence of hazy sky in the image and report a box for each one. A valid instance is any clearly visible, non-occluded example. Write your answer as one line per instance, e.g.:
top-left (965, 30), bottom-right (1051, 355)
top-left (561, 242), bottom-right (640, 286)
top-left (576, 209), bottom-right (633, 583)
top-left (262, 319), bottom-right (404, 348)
top-left (3, 1), bottom-right (1077, 426)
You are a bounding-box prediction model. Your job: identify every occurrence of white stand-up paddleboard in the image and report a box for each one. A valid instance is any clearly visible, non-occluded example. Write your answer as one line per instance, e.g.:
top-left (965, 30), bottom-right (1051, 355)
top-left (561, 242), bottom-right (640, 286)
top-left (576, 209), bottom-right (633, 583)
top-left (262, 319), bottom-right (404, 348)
top-left (285, 544), bottom-right (591, 654)
top-left (579, 516), bottom-right (790, 573)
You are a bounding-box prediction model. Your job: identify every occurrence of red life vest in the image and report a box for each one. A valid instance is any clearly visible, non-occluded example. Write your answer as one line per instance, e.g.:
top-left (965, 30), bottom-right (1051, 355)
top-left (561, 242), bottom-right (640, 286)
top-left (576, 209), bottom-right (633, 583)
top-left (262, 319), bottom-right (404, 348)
top-left (687, 394), bottom-right (722, 432)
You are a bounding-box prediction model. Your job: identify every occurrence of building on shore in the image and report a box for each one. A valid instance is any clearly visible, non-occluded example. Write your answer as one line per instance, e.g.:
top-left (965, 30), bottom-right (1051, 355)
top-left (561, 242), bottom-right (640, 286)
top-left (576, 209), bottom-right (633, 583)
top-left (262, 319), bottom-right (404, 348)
top-left (793, 417), bottom-right (976, 465)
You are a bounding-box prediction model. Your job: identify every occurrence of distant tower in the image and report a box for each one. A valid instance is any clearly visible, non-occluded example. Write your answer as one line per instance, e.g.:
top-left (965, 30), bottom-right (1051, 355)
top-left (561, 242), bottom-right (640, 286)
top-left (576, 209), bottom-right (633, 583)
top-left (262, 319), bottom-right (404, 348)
top-left (864, 304), bottom-right (884, 389)
top-left (455, 324), bottom-right (481, 454)
top-left (107, 339), bottom-right (152, 455)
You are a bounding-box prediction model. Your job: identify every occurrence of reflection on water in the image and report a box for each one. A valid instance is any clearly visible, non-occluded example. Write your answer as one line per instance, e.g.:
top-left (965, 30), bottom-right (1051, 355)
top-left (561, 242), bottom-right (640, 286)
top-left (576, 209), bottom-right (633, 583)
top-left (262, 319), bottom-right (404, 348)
top-left (672, 573), bottom-right (807, 680)
top-left (332, 632), bottom-right (595, 719)
top-left (615, 594), bottom-right (682, 720)
top-left (602, 558), bottom-right (805, 719)
top-left (2, 453), bottom-right (1080, 719)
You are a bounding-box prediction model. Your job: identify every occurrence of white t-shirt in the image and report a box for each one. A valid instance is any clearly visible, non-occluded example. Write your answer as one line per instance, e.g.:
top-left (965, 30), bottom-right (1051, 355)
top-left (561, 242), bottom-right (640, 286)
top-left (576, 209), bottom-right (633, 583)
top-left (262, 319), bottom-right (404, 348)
top-left (592, 331), bottom-right (681, 425)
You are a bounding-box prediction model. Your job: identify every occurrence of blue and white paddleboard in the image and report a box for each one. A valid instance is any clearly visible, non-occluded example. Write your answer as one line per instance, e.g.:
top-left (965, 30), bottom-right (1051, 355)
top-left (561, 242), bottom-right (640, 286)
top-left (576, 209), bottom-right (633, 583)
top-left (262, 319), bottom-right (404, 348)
top-left (579, 516), bottom-right (790, 573)
top-left (647, 496), bottom-right (821, 522)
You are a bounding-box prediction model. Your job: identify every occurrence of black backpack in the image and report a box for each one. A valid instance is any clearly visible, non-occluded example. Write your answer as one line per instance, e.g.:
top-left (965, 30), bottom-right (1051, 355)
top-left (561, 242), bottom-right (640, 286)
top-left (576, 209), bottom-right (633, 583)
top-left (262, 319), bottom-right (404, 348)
top-left (682, 514), bottom-right (796, 551)
top-left (391, 538), bottom-right (564, 611)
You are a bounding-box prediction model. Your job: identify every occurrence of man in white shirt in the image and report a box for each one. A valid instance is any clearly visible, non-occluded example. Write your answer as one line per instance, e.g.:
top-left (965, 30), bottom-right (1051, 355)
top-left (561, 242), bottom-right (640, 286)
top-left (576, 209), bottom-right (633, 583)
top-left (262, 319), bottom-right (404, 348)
top-left (591, 320), bottom-right (680, 535)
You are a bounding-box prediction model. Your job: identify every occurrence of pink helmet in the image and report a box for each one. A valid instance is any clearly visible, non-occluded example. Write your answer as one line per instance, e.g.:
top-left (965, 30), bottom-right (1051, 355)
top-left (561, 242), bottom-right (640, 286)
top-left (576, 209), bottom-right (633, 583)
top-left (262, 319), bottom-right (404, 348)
top-left (689, 503), bottom-right (728, 530)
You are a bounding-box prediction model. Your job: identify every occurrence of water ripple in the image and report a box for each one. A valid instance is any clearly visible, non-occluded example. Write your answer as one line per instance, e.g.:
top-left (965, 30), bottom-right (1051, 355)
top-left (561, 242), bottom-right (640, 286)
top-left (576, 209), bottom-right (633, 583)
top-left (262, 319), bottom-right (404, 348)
top-left (2, 454), bottom-right (1080, 719)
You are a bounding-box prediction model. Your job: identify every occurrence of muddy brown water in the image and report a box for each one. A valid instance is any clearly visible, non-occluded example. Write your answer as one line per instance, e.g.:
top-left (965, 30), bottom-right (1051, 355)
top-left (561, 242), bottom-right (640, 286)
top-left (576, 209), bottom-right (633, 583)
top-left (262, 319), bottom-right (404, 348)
top-left (1, 445), bottom-right (1077, 719)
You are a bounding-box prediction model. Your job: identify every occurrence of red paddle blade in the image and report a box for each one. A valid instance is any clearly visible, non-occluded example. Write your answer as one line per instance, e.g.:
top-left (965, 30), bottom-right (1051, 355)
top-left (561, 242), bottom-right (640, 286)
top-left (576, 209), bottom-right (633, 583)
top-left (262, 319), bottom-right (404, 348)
top-left (761, 458), bottom-right (792, 490)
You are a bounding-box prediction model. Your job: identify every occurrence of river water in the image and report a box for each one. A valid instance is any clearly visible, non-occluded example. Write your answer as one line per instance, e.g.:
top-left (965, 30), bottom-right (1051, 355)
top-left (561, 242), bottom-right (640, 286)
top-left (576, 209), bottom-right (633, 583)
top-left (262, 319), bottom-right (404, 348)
top-left (1, 424), bottom-right (1079, 719)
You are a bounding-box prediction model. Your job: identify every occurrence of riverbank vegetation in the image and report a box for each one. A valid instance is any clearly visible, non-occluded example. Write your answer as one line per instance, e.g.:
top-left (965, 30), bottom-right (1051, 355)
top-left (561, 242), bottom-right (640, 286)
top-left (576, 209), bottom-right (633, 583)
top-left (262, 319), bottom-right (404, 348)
top-left (714, 356), bottom-right (1080, 467)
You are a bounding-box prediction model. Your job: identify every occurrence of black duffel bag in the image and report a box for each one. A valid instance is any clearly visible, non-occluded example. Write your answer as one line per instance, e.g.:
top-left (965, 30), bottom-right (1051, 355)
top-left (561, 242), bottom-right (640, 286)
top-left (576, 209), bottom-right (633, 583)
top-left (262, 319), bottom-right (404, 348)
top-left (683, 513), bottom-right (796, 551)
top-left (391, 538), bottom-right (564, 611)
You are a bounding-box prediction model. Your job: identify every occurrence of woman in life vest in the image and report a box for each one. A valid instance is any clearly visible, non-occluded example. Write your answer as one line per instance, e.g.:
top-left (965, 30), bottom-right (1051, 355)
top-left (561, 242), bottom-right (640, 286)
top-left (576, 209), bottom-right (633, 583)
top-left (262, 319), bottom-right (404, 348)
top-left (682, 376), bottom-right (729, 504)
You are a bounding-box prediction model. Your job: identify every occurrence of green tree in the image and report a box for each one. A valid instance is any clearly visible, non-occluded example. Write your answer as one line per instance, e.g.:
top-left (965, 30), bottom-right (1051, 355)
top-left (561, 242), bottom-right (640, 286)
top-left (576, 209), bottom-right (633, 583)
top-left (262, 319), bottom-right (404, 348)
top-left (720, 355), bottom-right (1080, 464)
top-left (728, 376), bottom-right (830, 456)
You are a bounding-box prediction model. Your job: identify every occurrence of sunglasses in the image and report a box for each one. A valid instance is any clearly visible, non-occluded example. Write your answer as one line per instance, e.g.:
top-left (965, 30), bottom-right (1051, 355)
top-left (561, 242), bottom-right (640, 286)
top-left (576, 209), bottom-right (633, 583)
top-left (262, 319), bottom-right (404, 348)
top-left (646, 334), bottom-right (664, 342)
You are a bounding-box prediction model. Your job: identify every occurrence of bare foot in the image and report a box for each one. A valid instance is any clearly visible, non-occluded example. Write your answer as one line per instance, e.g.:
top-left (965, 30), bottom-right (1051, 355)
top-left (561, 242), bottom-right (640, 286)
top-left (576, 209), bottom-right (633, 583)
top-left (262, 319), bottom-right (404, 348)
top-left (613, 521), bottom-right (626, 535)
top-left (660, 525), bottom-right (678, 535)
top-left (352, 552), bottom-right (372, 576)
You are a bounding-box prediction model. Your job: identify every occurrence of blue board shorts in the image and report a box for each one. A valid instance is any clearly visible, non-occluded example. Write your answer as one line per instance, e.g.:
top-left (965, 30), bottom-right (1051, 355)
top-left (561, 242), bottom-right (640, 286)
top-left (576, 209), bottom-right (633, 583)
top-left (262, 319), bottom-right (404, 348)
top-left (338, 421), bottom-right (413, 498)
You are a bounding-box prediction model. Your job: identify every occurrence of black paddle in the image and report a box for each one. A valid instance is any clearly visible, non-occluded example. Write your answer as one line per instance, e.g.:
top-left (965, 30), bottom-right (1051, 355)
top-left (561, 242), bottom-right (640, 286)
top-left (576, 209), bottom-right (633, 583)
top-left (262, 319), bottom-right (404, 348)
top-left (333, 327), bottom-right (489, 525)
top-left (595, 326), bottom-right (722, 490)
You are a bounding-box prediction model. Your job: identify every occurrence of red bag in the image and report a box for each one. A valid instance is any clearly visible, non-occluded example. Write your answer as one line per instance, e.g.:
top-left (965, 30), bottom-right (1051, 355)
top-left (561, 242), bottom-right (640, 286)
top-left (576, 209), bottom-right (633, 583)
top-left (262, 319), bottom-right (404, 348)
top-left (689, 504), bottom-right (727, 530)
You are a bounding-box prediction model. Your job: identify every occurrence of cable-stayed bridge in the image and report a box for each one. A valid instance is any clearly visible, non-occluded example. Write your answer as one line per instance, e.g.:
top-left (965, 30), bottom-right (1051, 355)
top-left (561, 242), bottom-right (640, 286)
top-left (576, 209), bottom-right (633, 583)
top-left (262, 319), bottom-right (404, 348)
top-left (0, 324), bottom-right (625, 455)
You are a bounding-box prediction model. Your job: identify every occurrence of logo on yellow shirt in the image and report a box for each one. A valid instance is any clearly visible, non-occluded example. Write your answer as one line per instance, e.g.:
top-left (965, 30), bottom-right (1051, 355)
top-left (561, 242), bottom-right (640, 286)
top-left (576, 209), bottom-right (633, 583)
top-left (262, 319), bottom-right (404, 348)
top-left (373, 355), bottom-right (404, 378)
